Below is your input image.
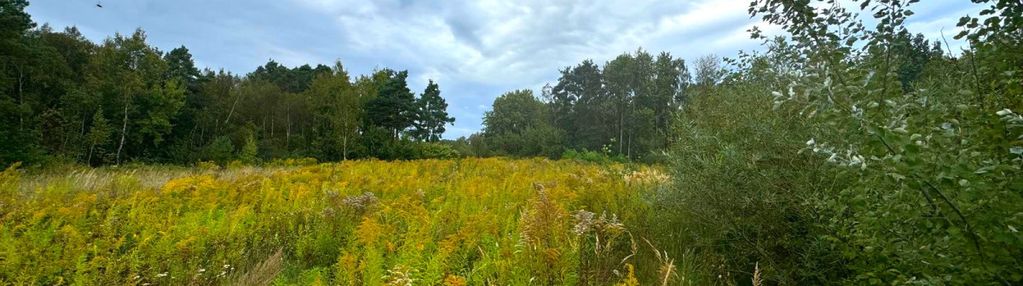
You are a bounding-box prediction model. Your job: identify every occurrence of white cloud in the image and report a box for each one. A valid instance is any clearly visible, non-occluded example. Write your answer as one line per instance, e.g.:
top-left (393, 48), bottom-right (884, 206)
top-left (27, 0), bottom-right (982, 138)
top-left (284, 0), bottom-right (981, 138)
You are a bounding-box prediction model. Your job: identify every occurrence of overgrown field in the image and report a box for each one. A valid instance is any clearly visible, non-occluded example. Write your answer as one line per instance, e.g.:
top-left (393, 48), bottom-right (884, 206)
top-left (0, 159), bottom-right (677, 285)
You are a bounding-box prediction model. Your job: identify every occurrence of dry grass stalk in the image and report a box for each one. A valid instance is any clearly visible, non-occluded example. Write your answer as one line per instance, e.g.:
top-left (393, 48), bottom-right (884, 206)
top-left (752, 262), bottom-right (762, 286)
top-left (644, 238), bottom-right (677, 286)
top-left (233, 249), bottom-right (284, 286)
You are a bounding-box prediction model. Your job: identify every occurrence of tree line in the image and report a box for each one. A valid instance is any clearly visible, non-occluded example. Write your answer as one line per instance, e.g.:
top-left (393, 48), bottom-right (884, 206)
top-left (458, 50), bottom-right (696, 162)
top-left (0, 0), bottom-right (986, 167)
top-left (464, 28), bottom-right (943, 162)
top-left (0, 0), bottom-right (454, 166)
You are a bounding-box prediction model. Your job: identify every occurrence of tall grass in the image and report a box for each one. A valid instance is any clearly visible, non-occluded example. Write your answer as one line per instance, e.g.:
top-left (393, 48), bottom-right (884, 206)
top-left (0, 158), bottom-right (671, 285)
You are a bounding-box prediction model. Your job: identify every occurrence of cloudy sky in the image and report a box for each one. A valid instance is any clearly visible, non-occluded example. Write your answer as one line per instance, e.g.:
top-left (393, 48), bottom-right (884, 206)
top-left (28, 0), bottom-right (981, 138)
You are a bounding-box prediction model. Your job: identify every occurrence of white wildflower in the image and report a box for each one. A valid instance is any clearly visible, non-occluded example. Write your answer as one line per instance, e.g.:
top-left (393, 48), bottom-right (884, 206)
top-left (342, 192), bottom-right (378, 213)
top-left (889, 173), bottom-right (906, 181)
top-left (1010, 146), bottom-right (1023, 155)
top-left (849, 155), bottom-right (864, 168)
top-left (573, 210), bottom-right (596, 235)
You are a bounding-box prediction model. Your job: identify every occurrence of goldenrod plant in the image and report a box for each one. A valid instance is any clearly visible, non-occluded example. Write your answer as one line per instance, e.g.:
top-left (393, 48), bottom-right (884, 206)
top-left (0, 159), bottom-right (669, 285)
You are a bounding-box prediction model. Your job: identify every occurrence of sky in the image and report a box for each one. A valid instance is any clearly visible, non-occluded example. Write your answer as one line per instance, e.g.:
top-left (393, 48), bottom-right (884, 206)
top-left (27, 0), bottom-right (982, 139)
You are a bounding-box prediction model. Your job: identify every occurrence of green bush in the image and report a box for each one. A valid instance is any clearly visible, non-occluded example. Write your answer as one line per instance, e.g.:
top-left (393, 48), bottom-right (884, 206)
top-left (203, 136), bottom-right (236, 165)
top-left (747, 0), bottom-right (1023, 283)
top-left (561, 149), bottom-right (627, 164)
top-left (656, 1), bottom-right (1023, 284)
top-left (266, 157), bottom-right (319, 167)
top-left (238, 133), bottom-right (259, 164)
top-left (656, 83), bottom-right (840, 284)
top-left (411, 142), bottom-right (460, 159)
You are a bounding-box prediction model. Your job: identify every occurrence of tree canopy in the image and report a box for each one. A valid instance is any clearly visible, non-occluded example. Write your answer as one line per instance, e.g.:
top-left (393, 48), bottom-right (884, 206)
top-left (0, 2), bottom-right (456, 166)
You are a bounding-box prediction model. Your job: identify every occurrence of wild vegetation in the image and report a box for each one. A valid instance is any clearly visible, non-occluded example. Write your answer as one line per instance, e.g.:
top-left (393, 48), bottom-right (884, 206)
top-left (1, 159), bottom-right (674, 285)
top-left (2, 0), bottom-right (1022, 284)
top-left (647, 0), bottom-right (1022, 284)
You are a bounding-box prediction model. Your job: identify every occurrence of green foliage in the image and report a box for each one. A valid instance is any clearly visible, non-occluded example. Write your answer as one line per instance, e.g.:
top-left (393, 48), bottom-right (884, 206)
top-left (650, 0), bottom-right (1023, 284)
top-left (0, 0), bottom-right (42, 166)
top-left (164, 46), bottom-right (200, 84)
top-left (308, 62), bottom-right (359, 161)
top-left (561, 148), bottom-right (627, 164)
top-left (203, 136), bottom-right (234, 165)
top-left (86, 107), bottom-right (112, 165)
top-left (956, 0), bottom-right (1023, 110)
top-left (0, 3), bottom-right (459, 165)
top-left (238, 132), bottom-right (258, 164)
top-left (0, 159), bottom-right (667, 285)
top-left (366, 69), bottom-right (417, 139)
top-left (412, 80), bottom-right (454, 142)
top-left (477, 49), bottom-right (689, 161)
top-left (4, 1), bottom-right (1023, 284)
top-left (656, 81), bottom-right (837, 284)
top-left (481, 89), bottom-right (565, 158)
top-left (410, 142), bottom-right (459, 159)
top-left (693, 54), bottom-right (725, 89)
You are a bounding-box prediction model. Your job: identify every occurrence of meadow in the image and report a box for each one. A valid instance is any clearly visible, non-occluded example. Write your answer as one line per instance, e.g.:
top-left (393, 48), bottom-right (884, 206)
top-left (0, 159), bottom-right (678, 285)
top-left (3, 0), bottom-right (1021, 284)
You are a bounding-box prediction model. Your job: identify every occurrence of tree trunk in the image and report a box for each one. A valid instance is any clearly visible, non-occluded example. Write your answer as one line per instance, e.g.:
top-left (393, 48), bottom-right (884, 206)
top-left (286, 109), bottom-right (292, 149)
top-left (76, 115), bottom-right (88, 161)
top-left (17, 67), bottom-right (24, 132)
top-left (224, 92), bottom-right (242, 124)
top-left (618, 103), bottom-right (624, 155)
top-left (87, 139), bottom-right (96, 166)
top-left (626, 134), bottom-right (631, 159)
top-left (116, 95), bottom-right (129, 165)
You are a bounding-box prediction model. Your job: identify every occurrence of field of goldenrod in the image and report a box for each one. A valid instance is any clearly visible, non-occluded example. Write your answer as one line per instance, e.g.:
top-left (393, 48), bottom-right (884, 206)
top-left (0, 158), bottom-right (672, 285)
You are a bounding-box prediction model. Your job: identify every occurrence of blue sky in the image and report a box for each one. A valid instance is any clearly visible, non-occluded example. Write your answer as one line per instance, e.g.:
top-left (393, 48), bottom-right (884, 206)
top-left (27, 0), bottom-right (981, 139)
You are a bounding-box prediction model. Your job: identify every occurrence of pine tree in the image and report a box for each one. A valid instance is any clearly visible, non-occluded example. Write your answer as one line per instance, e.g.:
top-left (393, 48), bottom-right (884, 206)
top-left (413, 80), bottom-right (454, 142)
top-left (204, 136), bottom-right (234, 165)
top-left (86, 108), bottom-right (111, 165)
top-left (239, 133), bottom-right (258, 164)
top-left (365, 70), bottom-right (416, 139)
